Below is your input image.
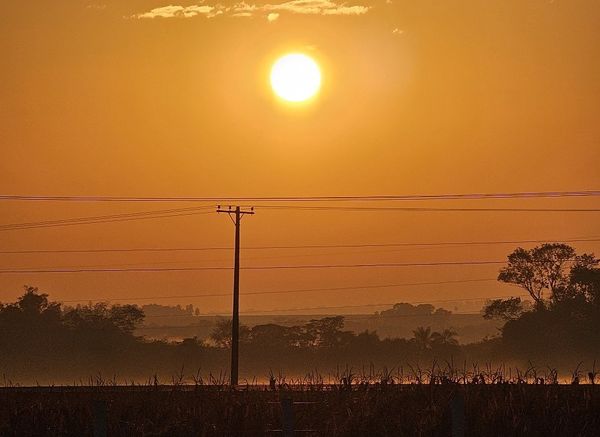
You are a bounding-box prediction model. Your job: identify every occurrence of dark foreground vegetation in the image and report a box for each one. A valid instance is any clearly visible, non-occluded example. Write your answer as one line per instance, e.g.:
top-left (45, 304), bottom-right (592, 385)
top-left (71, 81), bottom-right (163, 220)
top-left (1, 383), bottom-right (599, 436)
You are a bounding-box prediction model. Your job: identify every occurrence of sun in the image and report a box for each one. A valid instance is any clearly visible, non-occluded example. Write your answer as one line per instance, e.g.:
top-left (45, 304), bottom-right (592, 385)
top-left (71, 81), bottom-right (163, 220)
top-left (270, 53), bottom-right (321, 103)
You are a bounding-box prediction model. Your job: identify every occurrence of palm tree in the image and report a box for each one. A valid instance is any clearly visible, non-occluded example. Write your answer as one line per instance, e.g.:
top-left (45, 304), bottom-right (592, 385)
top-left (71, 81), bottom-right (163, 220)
top-left (431, 329), bottom-right (459, 346)
top-left (412, 326), bottom-right (433, 350)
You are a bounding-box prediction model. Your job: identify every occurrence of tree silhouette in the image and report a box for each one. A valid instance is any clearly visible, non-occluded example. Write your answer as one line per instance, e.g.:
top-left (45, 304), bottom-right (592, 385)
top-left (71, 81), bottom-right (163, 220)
top-left (483, 297), bottom-right (527, 321)
top-left (109, 305), bottom-right (145, 334)
top-left (250, 323), bottom-right (294, 349)
top-left (498, 243), bottom-right (576, 307)
top-left (412, 326), bottom-right (433, 350)
top-left (210, 318), bottom-right (250, 347)
top-left (304, 316), bottom-right (350, 348)
top-left (381, 303), bottom-right (435, 316)
top-left (495, 246), bottom-right (600, 358)
top-left (560, 254), bottom-right (600, 305)
top-left (16, 285), bottom-right (61, 319)
top-left (431, 328), bottom-right (459, 346)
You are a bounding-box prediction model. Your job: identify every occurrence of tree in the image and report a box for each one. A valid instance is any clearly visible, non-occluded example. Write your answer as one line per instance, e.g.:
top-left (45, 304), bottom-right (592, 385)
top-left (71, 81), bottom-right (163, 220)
top-left (498, 243), bottom-right (576, 307)
top-left (250, 324), bottom-right (293, 348)
top-left (0, 286), bottom-right (63, 348)
top-left (495, 248), bottom-right (600, 360)
top-left (482, 297), bottom-right (527, 321)
top-left (210, 318), bottom-right (250, 348)
top-left (414, 304), bottom-right (435, 315)
top-left (434, 307), bottom-right (452, 316)
top-left (412, 326), bottom-right (433, 350)
top-left (563, 254), bottom-right (600, 305)
top-left (109, 305), bottom-right (145, 334)
top-left (16, 285), bottom-right (61, 319)
top-left (304, 316), bottom-right (349, 348)
top-left (381, 303), bottom-right (436, 317)
top-left (431, 329), bottom-right (459, 346)
top-left (351, 330), bottom-right (380, 350)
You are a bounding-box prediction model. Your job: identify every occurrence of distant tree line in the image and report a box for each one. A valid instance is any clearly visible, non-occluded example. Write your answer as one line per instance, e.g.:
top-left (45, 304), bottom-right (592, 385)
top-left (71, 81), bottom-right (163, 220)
top-left (0, 287), bottom-right (462, 382)
top-left (209, 315), bottom-right (458, 352)
top-left (377, 303), bottom-right (452, 317)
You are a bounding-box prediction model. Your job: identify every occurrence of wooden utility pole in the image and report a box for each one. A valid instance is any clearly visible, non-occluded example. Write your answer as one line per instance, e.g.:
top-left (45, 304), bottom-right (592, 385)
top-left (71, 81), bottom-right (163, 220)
top-left (217, 205), bottom-right (254, 386)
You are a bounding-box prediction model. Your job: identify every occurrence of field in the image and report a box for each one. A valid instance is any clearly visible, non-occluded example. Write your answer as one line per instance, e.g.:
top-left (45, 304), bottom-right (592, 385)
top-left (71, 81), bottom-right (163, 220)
top-left (2, 382), bottom-right (599, 436)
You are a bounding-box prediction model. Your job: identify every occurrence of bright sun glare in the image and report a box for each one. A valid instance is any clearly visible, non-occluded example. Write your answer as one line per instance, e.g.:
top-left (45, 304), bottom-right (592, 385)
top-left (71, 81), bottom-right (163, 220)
top-left (270, 53), bottom-right (321, 103)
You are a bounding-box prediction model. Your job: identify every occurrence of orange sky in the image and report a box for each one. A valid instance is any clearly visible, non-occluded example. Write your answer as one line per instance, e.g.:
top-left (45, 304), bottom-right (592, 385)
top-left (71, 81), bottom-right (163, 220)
top-left (1, 1), bottom-right (599, 314)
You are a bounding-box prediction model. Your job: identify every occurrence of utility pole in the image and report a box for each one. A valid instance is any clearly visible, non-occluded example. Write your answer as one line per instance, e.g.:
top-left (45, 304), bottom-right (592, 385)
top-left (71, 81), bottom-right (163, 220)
top-left (216, 205), bottom-right (254, 386)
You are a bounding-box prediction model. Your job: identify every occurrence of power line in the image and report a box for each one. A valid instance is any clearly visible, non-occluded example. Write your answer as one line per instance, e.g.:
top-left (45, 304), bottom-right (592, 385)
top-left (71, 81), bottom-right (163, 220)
top-left (136, 295), bottom-right (528, 318)
top-left (135, 311), bottom-right (498, 329)
top-left (3, 236), bottom-right (598, 254)
top-left (140, 311), bottom-right (477, 319)
top-left (254, 205), bottom-right (600, 213)
top-left (136, 297), bottom-right (535, 327)
top-left (136, 306), bottom-right (515, 330)
top-left (16, 209), bottom-right (600, 231)
top-left (3, 210), bottom-right (592, 233)
top-left (119, 292), bottom-right (535, 328)
top-left (0, 207), bottom-right (215, 231)
top-left (4, 234), bottom-right (572, 271)
top-left (188, 296), bottom-right (529, 315)
top-left (3, 205), bottom-right (599, 233)
top-left (1, 190), bottom-right (599, 203)
top-left (2, 200), bottom-right (598, 233)
top-left (0, 206), bottom-right (214, 228)
top-left (0, 260), bottom-right (506, 274)
top-left (57, 278), bottom-right (498, 303)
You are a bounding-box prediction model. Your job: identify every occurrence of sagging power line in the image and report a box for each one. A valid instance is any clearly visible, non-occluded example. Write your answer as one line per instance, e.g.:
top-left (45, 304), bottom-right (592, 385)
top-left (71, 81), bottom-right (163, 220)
top-left (0, 207), bottom-right (215, 231)
top-left (138, 295), bottom-right (530, 318)
top-left (57, 278), bottom-right (498, 303)
top-left (2, 236), bottom-right (598, 254)
top-left (2, 206), bottom-right (599, 232)
top-left (0, 260), bottom-right (508, 274)
top-left (254, 205), bottom-right (600, 212)
top-left (134, 308), bottom-right (524, 329)
top-left (1, 189), bottom-right (599, 202)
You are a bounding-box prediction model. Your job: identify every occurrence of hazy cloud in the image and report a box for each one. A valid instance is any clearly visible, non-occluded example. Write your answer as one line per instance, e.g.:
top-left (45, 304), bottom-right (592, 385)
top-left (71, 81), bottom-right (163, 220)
top-left (261, 0), bottom-right (370, 16)
top-left (233, 2), bottom-right (259, 12)
top-left (134, 1), bottom-right (370, 20)
top-left (135, 4), bottom-right (216, 19)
